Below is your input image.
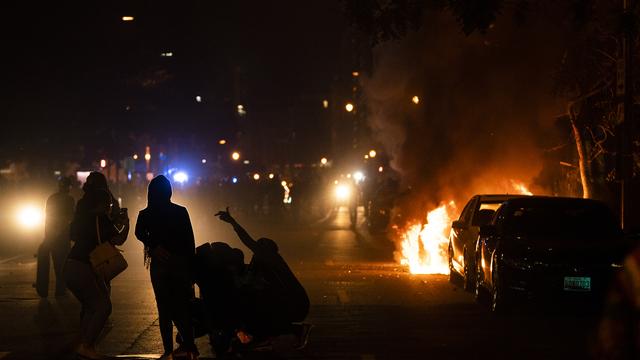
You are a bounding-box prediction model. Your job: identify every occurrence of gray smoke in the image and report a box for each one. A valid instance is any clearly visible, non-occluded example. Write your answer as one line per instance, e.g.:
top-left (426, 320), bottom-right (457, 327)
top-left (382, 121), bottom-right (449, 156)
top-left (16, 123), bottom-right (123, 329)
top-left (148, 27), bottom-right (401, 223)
top-left (363, 9), bottom-right (568, 219)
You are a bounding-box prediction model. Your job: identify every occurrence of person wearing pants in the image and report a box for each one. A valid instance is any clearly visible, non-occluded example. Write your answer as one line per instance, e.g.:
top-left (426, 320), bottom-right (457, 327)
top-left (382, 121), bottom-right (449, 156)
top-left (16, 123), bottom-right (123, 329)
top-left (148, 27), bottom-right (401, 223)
top-left (135, 175), bottom-right (198, 359)
top-left (65, 189), bottom-right (128, 359)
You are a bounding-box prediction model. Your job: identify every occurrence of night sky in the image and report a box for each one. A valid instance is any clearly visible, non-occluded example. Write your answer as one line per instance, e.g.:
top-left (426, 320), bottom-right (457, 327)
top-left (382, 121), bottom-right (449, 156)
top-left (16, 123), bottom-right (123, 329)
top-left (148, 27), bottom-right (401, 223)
top-left (1, 1), bottom-right (351, 166)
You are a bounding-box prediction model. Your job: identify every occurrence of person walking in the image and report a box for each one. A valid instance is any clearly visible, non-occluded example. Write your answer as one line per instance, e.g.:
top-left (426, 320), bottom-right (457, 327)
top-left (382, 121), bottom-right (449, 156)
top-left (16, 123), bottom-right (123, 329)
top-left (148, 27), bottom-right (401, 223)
top-left (39, 177), bottom-right (75, 297)
top-left (65, 189), bottom-right (129, 359)
top-left (135, 175), bottom-right (198, 359)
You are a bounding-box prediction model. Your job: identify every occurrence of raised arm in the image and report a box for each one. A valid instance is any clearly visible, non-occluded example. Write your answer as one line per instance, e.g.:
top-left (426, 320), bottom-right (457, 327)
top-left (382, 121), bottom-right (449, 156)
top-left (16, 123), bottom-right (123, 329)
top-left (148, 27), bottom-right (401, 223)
top-left (215, 207), bottom-right (258, 252)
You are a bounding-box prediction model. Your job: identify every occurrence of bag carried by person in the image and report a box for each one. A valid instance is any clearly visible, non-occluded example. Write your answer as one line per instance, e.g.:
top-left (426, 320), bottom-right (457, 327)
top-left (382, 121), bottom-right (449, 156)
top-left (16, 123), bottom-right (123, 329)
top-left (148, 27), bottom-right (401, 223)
top-left (90, 216), bottom-right (128, 281)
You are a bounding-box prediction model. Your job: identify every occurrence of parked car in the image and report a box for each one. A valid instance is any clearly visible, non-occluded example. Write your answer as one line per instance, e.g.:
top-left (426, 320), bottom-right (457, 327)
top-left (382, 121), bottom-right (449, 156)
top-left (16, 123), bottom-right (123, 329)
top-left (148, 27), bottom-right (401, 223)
top-left (474, 196), bottom-right (627, 313)
top-left (448, 194), bottom-right (525, 290)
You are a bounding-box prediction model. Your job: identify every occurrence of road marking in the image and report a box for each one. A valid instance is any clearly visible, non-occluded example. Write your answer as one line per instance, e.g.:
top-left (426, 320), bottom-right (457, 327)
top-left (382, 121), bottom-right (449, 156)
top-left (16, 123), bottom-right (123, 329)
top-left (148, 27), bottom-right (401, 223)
top-left (337, 289), bottom-right (350, 304)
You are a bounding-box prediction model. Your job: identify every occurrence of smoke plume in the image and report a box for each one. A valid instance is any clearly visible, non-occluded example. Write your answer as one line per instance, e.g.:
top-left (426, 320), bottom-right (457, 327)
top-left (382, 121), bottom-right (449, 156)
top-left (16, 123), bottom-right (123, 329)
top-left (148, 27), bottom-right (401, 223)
top-left (363, 9), bottom-right (569, 219)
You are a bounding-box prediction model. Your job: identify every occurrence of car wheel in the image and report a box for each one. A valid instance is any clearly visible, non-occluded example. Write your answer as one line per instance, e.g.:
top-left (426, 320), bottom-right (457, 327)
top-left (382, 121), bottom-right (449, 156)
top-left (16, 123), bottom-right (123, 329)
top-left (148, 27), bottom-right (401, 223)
top-left (491, 265), bottom-right (509, 314)
top-left (463, 251), bottom-right (474, 292)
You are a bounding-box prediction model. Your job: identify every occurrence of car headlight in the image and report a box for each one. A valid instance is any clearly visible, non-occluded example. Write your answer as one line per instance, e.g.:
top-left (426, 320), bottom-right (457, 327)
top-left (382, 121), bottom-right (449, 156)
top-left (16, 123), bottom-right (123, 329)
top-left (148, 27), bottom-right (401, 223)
top-left (16, 205), bottom-right (44, 230)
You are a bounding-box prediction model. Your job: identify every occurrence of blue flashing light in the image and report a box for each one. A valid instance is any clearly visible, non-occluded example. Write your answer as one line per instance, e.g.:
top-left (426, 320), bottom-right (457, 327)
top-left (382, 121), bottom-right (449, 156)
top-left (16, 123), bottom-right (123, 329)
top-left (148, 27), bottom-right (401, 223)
top-left (232, 177), bottom-right (238, 184)
top-left (173, 171), bottom-right (189, 184)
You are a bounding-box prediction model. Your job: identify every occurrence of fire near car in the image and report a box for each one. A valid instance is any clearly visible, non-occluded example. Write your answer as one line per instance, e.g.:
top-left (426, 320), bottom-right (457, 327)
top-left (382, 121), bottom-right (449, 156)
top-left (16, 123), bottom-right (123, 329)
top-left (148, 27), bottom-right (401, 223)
top-left (448, 194), bottom-right (525, 291)
top-left (474, 196), bottom-right (626, 313)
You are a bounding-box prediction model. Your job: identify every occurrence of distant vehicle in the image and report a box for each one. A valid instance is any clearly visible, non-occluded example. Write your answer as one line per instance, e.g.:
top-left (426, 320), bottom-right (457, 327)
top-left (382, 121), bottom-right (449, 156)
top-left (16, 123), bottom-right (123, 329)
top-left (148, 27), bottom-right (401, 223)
top-left (474, 196), bottom-right (626, 313)
top-left (448, 194), bottom-right (525, 290)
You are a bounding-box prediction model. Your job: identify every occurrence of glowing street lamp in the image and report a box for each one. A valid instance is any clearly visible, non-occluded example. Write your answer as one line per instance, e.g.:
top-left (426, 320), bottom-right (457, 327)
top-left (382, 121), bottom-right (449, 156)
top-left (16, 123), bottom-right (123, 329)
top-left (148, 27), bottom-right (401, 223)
top-left (122, 16), bottom-right (134, 21)
top-left (144, 153), bottom-right (151, 161)
top-left (320, 157), bottom-right (328, 165)
top-left (412, 95), bottom-right (420, 105)
top-left (322, 100), bottom-right (329, 109)
top-left (100, 159), bottom-right (107, 168)
top-left (218, 139), bottom-right (227, 145)
top-left (345, 103), bottom-right (354, 112)
top-left (268, 173), bottom-right (275, 179)
top-left (369, 150), bottom-right (377, 158)
top-left (253, 173), bottom-right (260, 180)
top-left (133, 154), bottom-right (139, 160)
top-left (231, 152), bottom-right (240, 161)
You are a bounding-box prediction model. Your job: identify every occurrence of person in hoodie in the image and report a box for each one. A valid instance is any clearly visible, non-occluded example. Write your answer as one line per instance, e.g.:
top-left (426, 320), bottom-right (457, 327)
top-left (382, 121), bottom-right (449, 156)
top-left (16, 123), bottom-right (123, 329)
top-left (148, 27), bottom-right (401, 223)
top-left (135, 175), bottom-right (198, 359)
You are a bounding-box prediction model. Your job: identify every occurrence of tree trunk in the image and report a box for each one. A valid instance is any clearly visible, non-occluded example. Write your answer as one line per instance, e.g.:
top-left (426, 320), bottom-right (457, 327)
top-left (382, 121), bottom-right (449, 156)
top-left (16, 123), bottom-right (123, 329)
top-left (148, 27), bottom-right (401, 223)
top-left (569, 114), bottom-right (592, 198)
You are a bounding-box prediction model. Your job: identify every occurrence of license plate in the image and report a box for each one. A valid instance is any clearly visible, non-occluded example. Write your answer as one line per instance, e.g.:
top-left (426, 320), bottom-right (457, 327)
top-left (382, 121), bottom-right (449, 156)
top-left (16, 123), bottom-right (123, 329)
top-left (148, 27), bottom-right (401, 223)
top-left (563, 276), bottom-right (591, 292)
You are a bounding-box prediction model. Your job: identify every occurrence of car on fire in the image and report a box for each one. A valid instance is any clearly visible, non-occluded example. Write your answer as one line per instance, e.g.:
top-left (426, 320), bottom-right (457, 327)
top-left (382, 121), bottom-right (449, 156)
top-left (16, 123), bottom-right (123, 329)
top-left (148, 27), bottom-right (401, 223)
top-left (474, 196), bottom-right (627, 313)
top-left (448, 194), bottom-right (525, 290)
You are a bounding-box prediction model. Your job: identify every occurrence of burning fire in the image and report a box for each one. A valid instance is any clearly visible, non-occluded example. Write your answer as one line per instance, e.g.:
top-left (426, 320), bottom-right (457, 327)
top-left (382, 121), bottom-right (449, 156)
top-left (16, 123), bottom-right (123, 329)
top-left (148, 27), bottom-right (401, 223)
top-left (398, 180), bottom-right (533, 275)
top-left (400, 201), bottom-right (456, 275)
top-left (510, 179), bottom-right (533, 195)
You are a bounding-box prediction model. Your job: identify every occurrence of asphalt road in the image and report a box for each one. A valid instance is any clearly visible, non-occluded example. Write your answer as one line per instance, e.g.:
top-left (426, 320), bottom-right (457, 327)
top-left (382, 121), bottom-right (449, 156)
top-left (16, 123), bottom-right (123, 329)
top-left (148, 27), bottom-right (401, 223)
top-left (0, 207), bottom-right (601, 359)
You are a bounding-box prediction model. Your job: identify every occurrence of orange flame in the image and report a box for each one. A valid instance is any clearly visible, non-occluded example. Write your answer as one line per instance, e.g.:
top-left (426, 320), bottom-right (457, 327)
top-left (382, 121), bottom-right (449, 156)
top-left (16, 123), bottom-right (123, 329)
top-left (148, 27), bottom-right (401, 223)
top-left (510, 179), bottom-right (533, 195)
top-left (399, 201), bottom-right (456, 274)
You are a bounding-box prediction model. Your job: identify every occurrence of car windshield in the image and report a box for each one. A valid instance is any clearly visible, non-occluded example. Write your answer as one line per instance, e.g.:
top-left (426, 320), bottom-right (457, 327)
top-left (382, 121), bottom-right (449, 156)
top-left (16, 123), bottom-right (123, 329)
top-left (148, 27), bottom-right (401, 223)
top-left (503, 201), bottom-right (619, 239)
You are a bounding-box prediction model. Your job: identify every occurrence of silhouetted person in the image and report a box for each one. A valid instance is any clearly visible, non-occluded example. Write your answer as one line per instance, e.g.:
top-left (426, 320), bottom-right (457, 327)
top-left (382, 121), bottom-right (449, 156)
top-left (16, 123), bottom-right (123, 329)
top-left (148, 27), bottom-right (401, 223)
top-left (65, 189), bottom-right (128, 360)
top-left (77, 172), bottom-right (120, 219)
top-left (215, 208), bottom-right (309, 339)
top-left (135, 175), bottom-right (198, 359)
top-left (44, 177), bottom-right (75, 296)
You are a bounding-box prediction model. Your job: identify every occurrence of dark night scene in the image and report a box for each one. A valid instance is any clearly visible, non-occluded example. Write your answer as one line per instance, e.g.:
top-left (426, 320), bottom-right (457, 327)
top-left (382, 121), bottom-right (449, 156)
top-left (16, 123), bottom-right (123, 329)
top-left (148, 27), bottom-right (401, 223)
top-left (2, 0), bottom-right (640, 359)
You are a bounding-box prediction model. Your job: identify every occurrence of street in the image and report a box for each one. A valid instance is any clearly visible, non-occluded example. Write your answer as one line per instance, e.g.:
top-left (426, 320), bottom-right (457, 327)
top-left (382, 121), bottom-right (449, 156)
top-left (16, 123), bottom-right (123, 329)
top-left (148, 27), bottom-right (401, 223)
top-left (0, 207), bottom-right (599, 360)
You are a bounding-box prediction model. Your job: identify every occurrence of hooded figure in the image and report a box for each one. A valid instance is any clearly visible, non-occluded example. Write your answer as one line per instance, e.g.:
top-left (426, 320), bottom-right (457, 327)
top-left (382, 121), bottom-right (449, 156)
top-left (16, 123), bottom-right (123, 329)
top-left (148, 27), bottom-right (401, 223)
top-left (135, 175), bottom-right (198, 358)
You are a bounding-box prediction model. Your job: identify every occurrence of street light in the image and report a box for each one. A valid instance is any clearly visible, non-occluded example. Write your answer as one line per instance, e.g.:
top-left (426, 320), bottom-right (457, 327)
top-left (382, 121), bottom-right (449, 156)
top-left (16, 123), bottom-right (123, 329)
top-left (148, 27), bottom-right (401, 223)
top-left (231, 152), bottom-right (240, 161)
top-left (253, 173), bottom-right (260, 180)
top-left (369, 150), bottom-right (377, 158)
top-left (219, 139), bottom-right (227, 145)
top-left (122, 16), bottom-right (134, 21)
top-left (144, 153), bottom-right (151, 161)
top-left (412, 95), bottom-right (420, 105)
top-left (320, 157), bottom-right (328, 165)
top-left (133, 154), bottom-right (139, 160)
top-left (345, 103), bottom-right (354, 112)
top-left (100, 159), bottom-right (107, 168)
top-left (322, 100), bottom-right (329, 108)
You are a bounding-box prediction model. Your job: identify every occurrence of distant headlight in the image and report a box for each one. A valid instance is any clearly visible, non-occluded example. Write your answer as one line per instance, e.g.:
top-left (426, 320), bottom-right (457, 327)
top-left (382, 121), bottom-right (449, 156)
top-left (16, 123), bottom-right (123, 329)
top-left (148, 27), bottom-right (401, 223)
top-left (611, 263), bottom-right (624, 268)
top-left (335, 184), bottom-right (351, 201)
top-left (16, 205), bottom-right (44, 230)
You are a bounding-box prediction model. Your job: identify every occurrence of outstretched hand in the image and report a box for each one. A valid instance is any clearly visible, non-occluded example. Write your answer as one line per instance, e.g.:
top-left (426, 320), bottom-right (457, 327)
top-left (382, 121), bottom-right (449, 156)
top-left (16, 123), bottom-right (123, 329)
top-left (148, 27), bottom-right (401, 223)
top-left (215, 207), bottom-right (235, 224)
